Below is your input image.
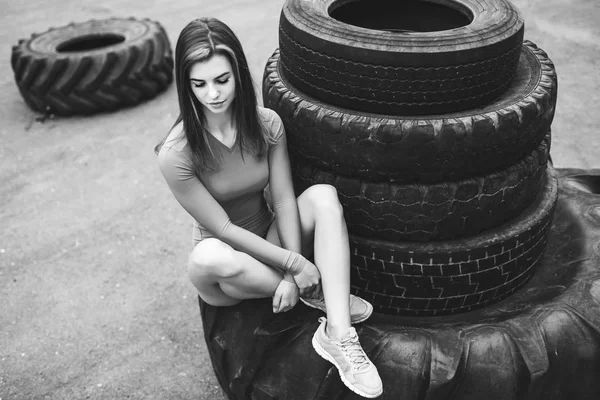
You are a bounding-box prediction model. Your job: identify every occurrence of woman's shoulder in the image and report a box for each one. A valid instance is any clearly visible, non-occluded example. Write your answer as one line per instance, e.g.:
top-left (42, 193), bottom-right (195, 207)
top-left (258, 106), bottom-right (283, 125)
top-left (161, 121), bottom-right (189, 153)
top-left (158, 121), bottom-right (192, 168)
top-left (258, 107), bottom-right (284, 139)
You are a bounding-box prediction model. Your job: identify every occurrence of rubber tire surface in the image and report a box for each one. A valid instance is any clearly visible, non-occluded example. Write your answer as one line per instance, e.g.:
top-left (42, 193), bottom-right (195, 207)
top-left (348, 167), bottom-right (558, 316)
top-left (199, 169), bottom-right (600, 400)
top-left (292, 133), bottom-right (551, 242)
top-left (263, 41), bottom-right (557, 184)
top-left (200, 169), bottom-right (600, 400)
top-left (11, 18), bottom-right (173, 116)
top-left (279, 0), bottom-right (524, 115)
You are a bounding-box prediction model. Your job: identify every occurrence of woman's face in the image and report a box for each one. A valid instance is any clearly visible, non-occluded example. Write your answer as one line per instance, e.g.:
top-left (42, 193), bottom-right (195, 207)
top-left (189, 54), bottom-right (236, 116)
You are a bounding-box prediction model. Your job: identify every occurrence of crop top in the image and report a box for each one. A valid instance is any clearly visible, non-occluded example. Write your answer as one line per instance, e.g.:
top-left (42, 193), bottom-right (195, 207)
top-left (157, 107), bottom-right (301, 272)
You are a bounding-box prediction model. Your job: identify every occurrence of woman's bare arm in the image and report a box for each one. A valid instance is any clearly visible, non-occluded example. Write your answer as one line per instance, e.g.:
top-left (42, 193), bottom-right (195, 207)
top-left (158, 144), bottom-right (302, 273)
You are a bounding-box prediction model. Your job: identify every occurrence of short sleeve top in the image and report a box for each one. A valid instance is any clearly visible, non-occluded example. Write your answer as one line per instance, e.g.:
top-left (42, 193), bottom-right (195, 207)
top-left (158, 107), bottom-right (284, 243)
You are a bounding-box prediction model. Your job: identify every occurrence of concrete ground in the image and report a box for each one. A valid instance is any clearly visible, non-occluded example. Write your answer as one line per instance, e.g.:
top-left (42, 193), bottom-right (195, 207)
top-left (0, 0), bottom-right (598, 399)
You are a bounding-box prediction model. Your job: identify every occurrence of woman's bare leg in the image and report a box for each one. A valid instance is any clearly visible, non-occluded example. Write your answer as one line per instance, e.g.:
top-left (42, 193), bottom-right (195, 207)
top-left (187, 237), bottom-right (284, 306)
top-left (188, 183), bottom-right (353, 340)
top-left (291, 184), bottom-right (352, 340)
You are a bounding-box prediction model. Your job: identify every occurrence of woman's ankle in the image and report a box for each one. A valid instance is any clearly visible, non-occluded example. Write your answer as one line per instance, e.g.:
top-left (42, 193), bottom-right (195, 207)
top-left (325, 319), bottom-right (351, 341)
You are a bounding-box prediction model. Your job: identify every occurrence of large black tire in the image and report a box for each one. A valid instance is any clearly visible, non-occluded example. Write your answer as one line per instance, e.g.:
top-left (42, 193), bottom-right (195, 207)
top-left (199, 169), bottom-right (600, 400)
top-left (279, 0), bottom-right (524, 115)
top-left (348, 167), bottom-right (558, 316)
top-left (11, 18), bottom-right (173, 116)
top-left (263, 41), bottom-right (557, 184)
top-left (292, 133), bottom-right (551, 242)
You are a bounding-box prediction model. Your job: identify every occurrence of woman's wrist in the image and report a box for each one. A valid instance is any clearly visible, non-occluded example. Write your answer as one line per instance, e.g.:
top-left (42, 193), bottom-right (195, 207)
top-left (283, 250), bottom-right (304, 276)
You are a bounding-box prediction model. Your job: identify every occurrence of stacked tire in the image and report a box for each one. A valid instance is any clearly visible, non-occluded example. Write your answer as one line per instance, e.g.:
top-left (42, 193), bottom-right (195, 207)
top-left (262, 0), bottom-right (558, 317)
top-left (200, 170), bottom-right (600, 400)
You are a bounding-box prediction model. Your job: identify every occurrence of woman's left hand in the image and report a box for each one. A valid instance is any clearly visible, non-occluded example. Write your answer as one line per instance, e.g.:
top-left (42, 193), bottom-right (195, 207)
top-left (273, 279), bottom-right (299, 313)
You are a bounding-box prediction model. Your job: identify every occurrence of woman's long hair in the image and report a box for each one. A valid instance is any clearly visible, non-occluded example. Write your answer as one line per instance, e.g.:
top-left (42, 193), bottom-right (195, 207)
top-left (154, 17), bottom-right (274, 171)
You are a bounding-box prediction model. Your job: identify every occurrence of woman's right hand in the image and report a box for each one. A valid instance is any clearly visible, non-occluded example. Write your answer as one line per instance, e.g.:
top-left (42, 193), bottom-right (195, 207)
top-left (294, 260), bottom-right (321, 297)
top-left (284, 252), bottom-right (321, 297)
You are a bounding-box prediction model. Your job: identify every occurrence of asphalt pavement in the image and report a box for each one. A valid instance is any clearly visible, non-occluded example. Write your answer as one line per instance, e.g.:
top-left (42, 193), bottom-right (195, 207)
top-left (1, 0), bottom-right (598, 399)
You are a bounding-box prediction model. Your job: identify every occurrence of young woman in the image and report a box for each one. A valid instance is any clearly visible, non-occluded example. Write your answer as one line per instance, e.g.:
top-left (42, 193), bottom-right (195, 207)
top-left (155, 17), bottom-right (383, 398)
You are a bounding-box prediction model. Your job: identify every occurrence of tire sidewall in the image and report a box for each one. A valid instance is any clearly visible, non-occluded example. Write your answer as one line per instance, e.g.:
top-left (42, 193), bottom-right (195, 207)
top-left (26, 19), bottom-right (155, 56)
top-left (282, 0), bottom-right (524, 63)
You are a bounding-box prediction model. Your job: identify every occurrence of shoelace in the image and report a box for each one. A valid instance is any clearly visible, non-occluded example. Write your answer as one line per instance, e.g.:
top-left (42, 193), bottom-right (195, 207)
top-left (305, 296), bottom-right (325, 305)
top-left (339, 331), bottom-right (370, 372)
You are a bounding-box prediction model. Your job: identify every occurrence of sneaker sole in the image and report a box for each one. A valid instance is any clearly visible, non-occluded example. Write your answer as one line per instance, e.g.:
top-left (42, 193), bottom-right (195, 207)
top-left (300, 297), bottom-right (374, 324)
top-left (311, 331), bottom-right (383, 398)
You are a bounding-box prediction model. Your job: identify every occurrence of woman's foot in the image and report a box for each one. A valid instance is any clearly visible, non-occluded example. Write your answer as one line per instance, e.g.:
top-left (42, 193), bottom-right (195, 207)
top-left (312, 317), bottom-right (383, 398)
top-left (300, 294), bottom-right (373, 324)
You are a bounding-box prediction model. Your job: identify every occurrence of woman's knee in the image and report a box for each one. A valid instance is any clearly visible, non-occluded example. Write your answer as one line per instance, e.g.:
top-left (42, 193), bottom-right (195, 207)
top-left (305, 184), bottom-right (344, 216)
top-left (187, 238), bottom-right (236, 280)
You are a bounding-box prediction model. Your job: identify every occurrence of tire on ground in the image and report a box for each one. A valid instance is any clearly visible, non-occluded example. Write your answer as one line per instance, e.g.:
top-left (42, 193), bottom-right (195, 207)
top-left (11, 18), bottom-right (173, 116)
top-left (345, 167), bottom-right (558, 316)
top-left (291, 133), bottom-right (551, 242)
top-left (263, 41), bottom-right (557, 184)
top-left (279, 0), bottom-right (524, 115)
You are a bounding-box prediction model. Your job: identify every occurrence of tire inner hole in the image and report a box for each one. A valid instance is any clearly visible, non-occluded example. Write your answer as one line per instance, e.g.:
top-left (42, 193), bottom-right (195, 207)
top-left (329, 0), bottom-right (472, 33)
top-left (57, 34), bottom-right (126, 52)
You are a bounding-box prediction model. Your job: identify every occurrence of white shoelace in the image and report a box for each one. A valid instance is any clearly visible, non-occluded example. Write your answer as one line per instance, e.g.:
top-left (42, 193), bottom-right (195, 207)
top-left (340, 331), bottom-right (370, 372)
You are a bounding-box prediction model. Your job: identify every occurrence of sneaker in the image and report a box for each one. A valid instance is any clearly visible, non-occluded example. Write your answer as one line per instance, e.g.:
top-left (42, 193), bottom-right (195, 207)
top-left (312, 317), bottom-right (383, 398)
top-left (300, 294), bottom-right (373, 324)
